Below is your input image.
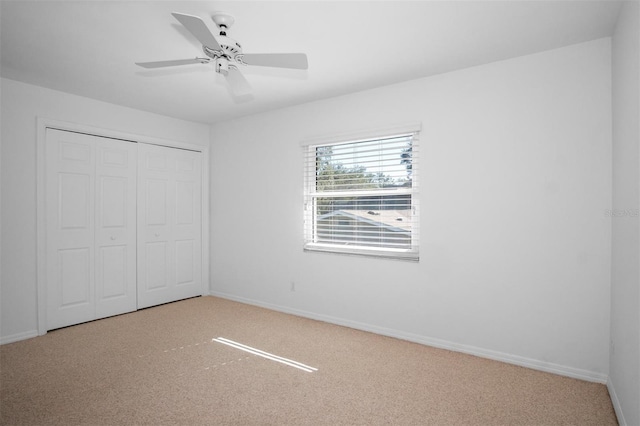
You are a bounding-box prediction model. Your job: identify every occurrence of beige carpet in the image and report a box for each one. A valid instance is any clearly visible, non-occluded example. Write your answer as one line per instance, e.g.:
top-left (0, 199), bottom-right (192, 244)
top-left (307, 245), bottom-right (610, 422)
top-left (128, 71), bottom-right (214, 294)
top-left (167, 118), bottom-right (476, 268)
top-left (0, 296), bottom-right (617, 425)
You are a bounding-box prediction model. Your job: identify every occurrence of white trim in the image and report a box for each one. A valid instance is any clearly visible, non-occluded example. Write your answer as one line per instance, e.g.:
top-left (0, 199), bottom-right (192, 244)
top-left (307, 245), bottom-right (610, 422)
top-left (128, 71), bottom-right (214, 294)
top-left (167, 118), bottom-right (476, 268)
top-left (209, 291), bottom-right (609, 384)
top-left (303, 243), bottom-right (419, 261)
top-left (300, 121), bottom-right (422, 147)
top-left (607, 378), bottom-right (627, 425)
top-left (36, 117), bottom-right (210, 336)
top-left (0, 330), bottom-right (39, 345)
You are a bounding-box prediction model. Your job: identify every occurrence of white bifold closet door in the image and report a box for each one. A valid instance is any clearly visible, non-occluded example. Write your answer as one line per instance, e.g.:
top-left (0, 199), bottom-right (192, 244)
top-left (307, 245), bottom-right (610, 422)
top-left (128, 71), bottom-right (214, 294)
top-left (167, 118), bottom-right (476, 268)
top-left (46, 129), bottom-right (137, 330)
top-left (137, 143), bottom-right (202, 309)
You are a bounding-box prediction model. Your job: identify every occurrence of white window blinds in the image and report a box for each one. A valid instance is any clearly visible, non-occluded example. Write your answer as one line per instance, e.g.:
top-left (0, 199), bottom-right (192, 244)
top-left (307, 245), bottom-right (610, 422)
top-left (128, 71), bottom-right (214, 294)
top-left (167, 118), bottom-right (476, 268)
top-left (303, 129), bottom-right (419, 260)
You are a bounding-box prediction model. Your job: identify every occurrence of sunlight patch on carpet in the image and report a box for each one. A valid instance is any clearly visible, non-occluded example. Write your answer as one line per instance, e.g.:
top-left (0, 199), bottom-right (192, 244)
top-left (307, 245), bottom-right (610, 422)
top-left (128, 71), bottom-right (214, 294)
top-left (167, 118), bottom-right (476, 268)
top-left (213, 337), bottom-right (318, 373)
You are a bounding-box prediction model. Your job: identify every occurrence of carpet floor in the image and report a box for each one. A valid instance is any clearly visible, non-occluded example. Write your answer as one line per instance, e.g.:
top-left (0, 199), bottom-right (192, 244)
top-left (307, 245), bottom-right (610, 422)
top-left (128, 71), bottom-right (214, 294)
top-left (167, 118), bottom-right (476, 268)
top-left (0, 296), bottom-right (617, 425)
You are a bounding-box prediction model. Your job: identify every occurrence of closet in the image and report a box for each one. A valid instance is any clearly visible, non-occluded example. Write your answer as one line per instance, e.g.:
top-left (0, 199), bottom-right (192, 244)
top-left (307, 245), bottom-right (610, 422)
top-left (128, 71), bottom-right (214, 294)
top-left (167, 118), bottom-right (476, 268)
top-left (45, 128), bottom-right (202, 330)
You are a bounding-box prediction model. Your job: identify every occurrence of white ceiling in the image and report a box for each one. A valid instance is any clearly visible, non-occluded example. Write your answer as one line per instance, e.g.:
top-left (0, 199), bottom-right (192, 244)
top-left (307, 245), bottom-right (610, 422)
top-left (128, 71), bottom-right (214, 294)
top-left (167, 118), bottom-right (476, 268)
top-left (1, 1), bottom-right (622, 124)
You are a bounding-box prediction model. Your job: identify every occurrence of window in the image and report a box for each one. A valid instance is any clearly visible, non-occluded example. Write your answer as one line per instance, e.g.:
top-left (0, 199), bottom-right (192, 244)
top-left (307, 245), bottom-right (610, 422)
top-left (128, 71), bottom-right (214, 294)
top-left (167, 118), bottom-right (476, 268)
top-left (303, 126), bottom-right (419, 260)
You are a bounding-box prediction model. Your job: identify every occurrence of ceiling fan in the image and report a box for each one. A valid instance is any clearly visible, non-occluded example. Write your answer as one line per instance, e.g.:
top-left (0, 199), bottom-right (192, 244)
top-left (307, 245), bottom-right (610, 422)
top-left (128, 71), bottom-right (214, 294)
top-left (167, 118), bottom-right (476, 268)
top-left (136, 12), bottom-right (308, 96)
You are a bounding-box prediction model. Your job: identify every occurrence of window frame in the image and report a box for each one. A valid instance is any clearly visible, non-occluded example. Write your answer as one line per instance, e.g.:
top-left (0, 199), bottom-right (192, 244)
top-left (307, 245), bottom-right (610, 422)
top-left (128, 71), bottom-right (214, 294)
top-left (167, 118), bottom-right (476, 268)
top-left (302, 123), bottom-right (420, 261)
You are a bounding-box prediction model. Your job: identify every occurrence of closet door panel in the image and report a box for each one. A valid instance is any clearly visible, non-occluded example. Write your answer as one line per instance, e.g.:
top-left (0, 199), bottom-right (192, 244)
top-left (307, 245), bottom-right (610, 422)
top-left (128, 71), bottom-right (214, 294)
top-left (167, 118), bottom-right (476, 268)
top-left (95, 139), bottom-right (138, 319)
top-left (46, 130), bottom-right (96, 329)
top-left (98, 245), bottom-right (127, 298)
top-left (175, 239), bottom-right (194, 285)
top-left (58, 248), bottom-right (92, 306)
top-left (146, 178), bottom-right (169, 225)
top-left (59, 172), bottom-right (92, 230)
top-left (173, 149), bottom-right (202, 294)
top-left (145, 242), bottom-right (169, 290)
top-left (138, 143), bottom-right (202, 309)
top-left (138, 145), bottom-right (174, 308)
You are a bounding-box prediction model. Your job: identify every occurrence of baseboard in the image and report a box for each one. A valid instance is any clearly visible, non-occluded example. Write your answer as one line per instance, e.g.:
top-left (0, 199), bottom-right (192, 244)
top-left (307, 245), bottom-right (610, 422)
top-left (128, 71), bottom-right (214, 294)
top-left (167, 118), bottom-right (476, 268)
top-left (209, 291), bottom-right (609, 384)
top-left (607, 377), bottom-right (627, 426)
top-left (0, 330), bottom-right (38, 345)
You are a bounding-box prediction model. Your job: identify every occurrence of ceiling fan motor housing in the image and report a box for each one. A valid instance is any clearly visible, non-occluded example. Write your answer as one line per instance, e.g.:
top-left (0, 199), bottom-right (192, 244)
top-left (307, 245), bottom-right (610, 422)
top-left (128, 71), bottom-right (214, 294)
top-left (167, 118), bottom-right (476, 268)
top-left (202, 36), bottom-right (242, 61)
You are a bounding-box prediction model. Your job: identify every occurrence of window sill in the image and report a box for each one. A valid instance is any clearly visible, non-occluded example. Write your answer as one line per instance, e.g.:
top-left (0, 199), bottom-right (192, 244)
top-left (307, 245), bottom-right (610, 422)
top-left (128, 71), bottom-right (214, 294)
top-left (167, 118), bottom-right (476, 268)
top-left (303, 243), bottom-right (419, 262)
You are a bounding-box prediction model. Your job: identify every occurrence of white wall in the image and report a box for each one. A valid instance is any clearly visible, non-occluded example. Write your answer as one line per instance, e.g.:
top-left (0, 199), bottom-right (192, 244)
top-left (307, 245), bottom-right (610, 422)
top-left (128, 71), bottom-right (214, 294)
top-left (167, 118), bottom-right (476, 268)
top-left (210, 38), bottom-right (612, 381)
top-left (610, 2), bottom-right (640, 425)
top-left (0, 78), bottom-right (210, 343)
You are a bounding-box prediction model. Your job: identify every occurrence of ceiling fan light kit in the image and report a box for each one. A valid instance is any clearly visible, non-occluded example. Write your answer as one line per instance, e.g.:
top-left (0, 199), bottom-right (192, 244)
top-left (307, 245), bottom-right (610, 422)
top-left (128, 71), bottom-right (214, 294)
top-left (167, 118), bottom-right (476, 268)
top-left (135, 12), bottom-right (308, 97)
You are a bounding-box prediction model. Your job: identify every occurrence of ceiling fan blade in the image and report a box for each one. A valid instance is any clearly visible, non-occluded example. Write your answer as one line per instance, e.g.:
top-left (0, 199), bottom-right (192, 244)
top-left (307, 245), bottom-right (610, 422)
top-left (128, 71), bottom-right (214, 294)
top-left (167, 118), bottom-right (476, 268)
top-left (171, 12), bottom-right (222, 50)
top-left (225, 66), bottom-right (252, 97)
top-left (240, 53), bottom-right (308, 70)
top-left (136, 58), bottom-right (209, 68)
